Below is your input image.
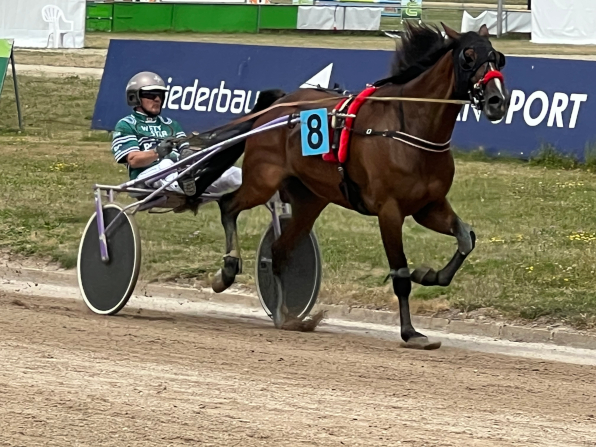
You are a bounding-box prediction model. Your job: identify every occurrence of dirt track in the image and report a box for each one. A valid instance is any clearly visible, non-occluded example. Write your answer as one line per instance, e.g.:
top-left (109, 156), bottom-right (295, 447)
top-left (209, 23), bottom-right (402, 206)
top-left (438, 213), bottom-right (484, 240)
top-left (1, 292), bottom-right (595, 447)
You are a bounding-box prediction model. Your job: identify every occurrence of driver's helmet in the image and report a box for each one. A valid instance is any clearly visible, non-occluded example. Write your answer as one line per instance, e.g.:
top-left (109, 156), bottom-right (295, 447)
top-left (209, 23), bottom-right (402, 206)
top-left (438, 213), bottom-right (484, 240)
top-left (125, 71), bottom-right (167, 107)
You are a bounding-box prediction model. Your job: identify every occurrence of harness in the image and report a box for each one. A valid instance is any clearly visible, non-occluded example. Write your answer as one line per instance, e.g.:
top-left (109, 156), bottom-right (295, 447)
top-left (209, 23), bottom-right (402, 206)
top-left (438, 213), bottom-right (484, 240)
top-left (324, 60), bottom-right (504, 163)
top-left (323, 86), bottom-right (453, 165)
top-left (321, 60), bottom-right (504, 215)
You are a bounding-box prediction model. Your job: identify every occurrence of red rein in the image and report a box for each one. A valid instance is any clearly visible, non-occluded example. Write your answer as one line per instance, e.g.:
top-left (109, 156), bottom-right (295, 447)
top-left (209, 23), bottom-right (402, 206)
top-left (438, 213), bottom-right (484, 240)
top-left (480, 70), bottom-right (504, 85)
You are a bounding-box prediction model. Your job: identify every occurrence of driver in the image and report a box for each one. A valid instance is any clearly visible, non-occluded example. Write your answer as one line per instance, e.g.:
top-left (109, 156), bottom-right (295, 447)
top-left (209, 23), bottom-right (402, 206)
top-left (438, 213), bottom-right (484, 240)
top-left (111, 71), bottom-right (242, 195)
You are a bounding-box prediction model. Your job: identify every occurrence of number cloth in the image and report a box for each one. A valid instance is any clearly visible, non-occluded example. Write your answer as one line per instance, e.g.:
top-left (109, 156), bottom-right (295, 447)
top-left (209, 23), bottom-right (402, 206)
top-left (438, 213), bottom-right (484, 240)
top-left (300, 109), bottom-right (330, 156)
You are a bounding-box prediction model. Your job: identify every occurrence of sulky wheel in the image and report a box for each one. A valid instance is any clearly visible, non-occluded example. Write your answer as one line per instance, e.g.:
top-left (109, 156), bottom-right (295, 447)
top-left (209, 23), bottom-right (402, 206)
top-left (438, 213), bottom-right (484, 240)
top-left (77, 203), bottom-right (141, 315)
top-left (256, 215), bottom-right (322, 320)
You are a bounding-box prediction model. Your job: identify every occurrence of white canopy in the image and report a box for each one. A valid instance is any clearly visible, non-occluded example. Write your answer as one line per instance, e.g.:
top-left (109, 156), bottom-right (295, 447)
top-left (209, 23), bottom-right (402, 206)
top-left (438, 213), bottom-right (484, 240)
top-left (0, 0), bottom-right (85, 48)
top-left (531, 0), bottom-right (596, 45)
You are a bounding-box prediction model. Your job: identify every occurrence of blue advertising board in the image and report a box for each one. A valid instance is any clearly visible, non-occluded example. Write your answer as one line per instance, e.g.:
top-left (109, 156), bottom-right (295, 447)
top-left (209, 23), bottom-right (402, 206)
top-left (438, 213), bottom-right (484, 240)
top-left (93, 39), bottom-right (596, 159)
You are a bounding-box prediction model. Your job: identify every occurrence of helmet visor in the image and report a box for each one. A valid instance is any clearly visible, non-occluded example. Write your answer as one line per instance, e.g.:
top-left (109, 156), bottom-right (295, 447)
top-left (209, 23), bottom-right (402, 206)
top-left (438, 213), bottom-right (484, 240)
top-left (139, 90), bottom-right (166, 101)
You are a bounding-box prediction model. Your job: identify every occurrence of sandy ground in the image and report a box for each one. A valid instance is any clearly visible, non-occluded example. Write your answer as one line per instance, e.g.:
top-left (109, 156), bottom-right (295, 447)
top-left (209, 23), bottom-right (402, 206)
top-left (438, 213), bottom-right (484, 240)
top-left (1, 291), bottom-right (595, 447)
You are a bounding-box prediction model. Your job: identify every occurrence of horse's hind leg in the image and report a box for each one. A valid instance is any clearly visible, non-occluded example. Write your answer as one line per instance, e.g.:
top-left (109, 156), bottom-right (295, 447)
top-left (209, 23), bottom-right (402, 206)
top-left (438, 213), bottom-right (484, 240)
top-left (270, 178), bottom-right (328, 330)
top-left (411, 198), bottom-right (475, 287)
top-left (212, 164), bottom-right (286, 294)
top-left (272, 178), bottom-right (327, 275)
top-left (378, 200), bottom-right (441, 350)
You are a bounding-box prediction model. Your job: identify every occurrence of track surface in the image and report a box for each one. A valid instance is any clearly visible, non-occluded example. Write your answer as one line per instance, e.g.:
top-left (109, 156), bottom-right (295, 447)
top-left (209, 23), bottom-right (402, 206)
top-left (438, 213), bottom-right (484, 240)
top-left (1, 292), bottom-right (595, 447)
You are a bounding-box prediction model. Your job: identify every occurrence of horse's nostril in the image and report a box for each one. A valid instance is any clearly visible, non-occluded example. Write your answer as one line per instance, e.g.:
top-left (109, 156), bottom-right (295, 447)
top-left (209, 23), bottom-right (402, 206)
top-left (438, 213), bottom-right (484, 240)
top-left (488, 95), bottom-right (502, 106)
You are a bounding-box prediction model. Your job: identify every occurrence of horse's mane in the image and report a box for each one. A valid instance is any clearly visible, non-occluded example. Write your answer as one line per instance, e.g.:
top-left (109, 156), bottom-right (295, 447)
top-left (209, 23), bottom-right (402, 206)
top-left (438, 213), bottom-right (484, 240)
top-left (376, 22), bottom-right (456, 86)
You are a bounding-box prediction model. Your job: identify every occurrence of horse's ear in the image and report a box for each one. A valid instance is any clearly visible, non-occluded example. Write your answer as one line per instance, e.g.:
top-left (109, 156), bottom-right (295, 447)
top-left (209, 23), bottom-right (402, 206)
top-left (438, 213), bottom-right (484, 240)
top-left (441, 22), bottom-right (460, 40)
top-left (478, 24), bottom-right (490, 37)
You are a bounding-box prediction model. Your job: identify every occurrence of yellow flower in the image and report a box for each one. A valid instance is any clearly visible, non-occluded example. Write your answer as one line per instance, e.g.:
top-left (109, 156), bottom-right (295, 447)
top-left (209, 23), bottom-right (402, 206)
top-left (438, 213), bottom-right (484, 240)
top-left (568, 231), bottom-right (596, 242)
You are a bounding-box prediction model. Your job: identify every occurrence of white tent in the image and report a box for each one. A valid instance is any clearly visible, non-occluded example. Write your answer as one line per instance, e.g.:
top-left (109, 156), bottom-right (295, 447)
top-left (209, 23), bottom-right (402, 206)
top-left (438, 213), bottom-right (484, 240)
top-left (0, 0), bottom-right (85, 48)
top-left (297, 6), bottom-right (381, 31)
top-left (531, 0), bottom-right (596, 45)
top-left (461, 10), bottom-right (531, 35)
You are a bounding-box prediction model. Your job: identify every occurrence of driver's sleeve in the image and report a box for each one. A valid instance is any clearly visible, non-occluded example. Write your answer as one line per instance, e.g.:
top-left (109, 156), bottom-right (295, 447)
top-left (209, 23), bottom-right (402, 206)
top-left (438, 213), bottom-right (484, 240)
top-left (172, 121), bottom-right (190, 152)
top-left (111, 119), bottom-right (141, 163)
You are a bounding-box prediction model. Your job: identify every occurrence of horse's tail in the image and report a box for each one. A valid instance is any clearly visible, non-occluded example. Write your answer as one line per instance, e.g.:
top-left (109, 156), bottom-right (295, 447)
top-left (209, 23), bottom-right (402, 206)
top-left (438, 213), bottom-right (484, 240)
top-left (190, 88), bottom-right (286, 197)
top-left (250, 88), bottom-right (287, 115)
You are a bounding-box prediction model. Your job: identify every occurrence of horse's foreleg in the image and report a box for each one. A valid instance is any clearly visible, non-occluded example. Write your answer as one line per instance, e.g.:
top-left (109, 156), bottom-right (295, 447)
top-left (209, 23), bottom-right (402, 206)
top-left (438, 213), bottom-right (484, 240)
top-left (378, 201), bottom-right (441, 349)
top-left (411, 198), bottom-right (475, 287)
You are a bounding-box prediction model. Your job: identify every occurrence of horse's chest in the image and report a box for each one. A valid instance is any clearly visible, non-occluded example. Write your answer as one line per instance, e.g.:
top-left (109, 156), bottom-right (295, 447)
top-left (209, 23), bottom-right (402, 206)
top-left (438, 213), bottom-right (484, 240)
top-left (395, 168), bottom-right (454, 207)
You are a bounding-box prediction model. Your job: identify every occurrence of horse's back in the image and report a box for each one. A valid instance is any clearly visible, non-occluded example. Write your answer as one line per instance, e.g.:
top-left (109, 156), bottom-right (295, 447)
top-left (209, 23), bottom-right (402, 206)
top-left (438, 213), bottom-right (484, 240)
top-left (252, 88), bottom-right (341, 128)
top-left (244, 88), bottom-right (351, 207)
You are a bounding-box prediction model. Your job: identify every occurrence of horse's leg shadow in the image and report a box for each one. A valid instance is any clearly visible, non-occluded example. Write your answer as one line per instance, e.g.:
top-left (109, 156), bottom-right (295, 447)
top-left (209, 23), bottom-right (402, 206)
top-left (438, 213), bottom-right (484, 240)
top-left (411, 199), bottom-right (475, 287)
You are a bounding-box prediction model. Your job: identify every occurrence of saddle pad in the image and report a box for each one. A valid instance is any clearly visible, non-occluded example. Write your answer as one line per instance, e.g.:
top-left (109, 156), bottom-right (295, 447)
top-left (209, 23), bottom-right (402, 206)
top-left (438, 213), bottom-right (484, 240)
top-left (322, 86), bottom-right (377, 164)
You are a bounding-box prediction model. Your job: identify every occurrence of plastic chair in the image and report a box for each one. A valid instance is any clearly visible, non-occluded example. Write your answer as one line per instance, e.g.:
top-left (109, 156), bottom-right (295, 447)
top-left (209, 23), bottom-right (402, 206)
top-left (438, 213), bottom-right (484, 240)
top-left (42, 5), bottom-right (74, 48)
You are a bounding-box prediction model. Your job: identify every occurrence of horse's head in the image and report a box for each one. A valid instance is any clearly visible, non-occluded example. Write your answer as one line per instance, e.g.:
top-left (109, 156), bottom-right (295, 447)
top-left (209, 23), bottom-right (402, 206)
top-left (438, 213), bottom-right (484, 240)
top-left (442, 23), bottom-right (509, 122)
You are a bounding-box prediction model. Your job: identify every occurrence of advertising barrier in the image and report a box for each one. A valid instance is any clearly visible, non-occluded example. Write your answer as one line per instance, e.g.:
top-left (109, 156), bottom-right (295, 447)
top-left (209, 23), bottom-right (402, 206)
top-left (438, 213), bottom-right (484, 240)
top-left (90, 2), bottom-right (299, 33)
top-left (0, 39), bottom-right (11, 93)
top-left (93, 40), bottom-right (596, 159)
top-left (0, 39), bottom-right (23, 129)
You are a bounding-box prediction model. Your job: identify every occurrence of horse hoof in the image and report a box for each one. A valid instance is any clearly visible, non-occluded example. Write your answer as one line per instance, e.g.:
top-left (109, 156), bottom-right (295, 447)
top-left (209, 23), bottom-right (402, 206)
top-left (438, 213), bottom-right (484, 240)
top-left (281, 311), bottom-right (325, 332)
top-left (273, 308), bottom-right (286, 329)
top-left (211, 269), bottom-right (231, 293)
top-left (400, 337), bottom-right (442, 350)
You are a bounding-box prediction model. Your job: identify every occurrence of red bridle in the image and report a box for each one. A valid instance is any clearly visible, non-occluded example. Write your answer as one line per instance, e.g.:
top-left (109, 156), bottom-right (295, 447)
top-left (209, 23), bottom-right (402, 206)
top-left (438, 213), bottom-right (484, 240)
top-left (479, 69), bottom-right (504, 85)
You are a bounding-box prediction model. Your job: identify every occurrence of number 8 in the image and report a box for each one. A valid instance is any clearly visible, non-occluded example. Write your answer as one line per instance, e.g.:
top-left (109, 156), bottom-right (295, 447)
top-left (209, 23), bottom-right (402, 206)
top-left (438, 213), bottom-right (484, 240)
top-left (307, 114), bottom-right (323, 150)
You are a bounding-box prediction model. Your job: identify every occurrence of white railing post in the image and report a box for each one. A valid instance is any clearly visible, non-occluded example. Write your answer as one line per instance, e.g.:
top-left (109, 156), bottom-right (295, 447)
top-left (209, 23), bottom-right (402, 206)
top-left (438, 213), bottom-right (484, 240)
top-left (497, 0), bottom-right (504, 37)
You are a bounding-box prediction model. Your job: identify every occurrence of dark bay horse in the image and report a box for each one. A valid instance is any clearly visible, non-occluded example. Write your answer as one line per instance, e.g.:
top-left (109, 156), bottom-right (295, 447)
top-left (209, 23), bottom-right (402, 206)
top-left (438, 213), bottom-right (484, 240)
top-left (209, 23), bottom-right (509, 349)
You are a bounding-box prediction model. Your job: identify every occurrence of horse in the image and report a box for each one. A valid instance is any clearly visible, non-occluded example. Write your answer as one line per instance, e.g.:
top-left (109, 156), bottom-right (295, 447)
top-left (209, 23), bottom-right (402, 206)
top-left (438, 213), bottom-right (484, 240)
top-left (201, 22), bottom-right (509, 349)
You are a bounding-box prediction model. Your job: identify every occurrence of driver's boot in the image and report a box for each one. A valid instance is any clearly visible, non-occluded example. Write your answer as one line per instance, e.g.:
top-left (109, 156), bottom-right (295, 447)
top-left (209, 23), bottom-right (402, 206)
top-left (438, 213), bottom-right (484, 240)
top-left (177, 148), bottom-right (197, 196)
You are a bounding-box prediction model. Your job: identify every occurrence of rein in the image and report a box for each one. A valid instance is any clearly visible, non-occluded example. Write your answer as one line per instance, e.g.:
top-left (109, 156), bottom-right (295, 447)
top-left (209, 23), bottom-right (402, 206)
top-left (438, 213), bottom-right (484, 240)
top-left (176, 94), bottom-right (471, 144)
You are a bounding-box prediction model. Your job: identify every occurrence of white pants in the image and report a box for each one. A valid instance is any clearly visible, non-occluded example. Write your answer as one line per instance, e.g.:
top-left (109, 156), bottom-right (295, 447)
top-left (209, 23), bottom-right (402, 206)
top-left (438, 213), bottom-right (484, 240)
top-left (137, 159), bottom-right (242, 195)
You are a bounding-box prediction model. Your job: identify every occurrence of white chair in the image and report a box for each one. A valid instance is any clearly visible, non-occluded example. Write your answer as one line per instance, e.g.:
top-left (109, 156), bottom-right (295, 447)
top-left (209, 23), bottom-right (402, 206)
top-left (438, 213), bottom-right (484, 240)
top-left (42, 5), bottom-right (74, 48)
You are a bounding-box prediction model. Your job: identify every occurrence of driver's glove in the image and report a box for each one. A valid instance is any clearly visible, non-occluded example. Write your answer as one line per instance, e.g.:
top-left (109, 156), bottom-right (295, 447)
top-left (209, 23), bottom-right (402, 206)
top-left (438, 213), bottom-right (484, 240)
top-left (155, 137), bottom-right (177, 160)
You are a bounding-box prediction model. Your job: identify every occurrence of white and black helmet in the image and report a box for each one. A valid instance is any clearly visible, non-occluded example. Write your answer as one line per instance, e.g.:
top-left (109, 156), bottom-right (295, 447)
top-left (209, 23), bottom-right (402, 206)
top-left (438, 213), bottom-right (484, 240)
top-left (125, 71), bottom-right (167, 107)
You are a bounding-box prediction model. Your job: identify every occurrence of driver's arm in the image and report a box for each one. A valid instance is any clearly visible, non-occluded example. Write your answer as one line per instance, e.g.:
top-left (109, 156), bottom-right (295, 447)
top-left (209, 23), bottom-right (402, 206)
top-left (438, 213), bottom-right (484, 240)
top-left (112, 120), bottom-right (159, 168)
top-left (126, 150), bottom-right (158, 168)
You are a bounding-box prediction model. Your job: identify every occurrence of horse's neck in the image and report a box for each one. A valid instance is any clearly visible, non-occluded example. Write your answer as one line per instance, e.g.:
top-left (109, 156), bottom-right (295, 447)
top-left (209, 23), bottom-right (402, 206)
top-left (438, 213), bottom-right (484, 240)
top-left (399, 52), bottom-right (462, 144)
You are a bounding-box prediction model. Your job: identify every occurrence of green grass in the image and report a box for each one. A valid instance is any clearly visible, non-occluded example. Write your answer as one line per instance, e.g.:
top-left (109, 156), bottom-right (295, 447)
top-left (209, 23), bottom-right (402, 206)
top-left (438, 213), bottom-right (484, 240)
top-left (1, 75), bottom-right (596, 329)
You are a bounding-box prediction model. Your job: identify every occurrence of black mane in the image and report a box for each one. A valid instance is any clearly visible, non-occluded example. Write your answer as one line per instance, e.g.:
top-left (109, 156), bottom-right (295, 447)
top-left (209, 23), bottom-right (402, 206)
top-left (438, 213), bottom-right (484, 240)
top-left (376, 22), bottom-right (455, 87)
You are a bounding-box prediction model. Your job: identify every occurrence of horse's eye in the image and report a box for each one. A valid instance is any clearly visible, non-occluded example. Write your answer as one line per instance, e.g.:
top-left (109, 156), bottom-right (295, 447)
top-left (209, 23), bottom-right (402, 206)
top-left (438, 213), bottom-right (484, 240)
top-left (459, 49), bottom-right (475, 70)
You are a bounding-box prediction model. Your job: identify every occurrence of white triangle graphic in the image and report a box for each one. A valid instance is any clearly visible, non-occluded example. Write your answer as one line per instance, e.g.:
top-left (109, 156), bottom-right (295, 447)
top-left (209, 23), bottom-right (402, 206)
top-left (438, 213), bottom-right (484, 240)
top-left (300, 63), bottom-right (333, 89)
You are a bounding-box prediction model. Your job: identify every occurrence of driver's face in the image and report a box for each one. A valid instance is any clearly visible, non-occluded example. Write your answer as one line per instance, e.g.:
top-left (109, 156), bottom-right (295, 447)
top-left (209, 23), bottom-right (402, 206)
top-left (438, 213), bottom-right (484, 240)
top-left (139, 92), bottom-right (163, 115)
